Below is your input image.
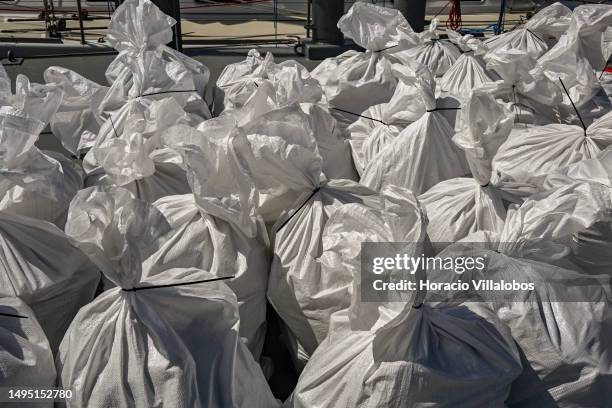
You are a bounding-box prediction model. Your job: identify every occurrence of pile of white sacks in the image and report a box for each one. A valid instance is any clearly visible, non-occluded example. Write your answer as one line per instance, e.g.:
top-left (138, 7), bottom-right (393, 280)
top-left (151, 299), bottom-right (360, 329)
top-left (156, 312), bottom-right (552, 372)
top-left (1, 0), bottom-right (612, 406)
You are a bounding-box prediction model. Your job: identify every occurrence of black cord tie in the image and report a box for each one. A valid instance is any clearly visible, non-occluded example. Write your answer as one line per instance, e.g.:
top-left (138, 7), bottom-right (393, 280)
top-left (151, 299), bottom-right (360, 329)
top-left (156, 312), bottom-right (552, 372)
top-left (480, 182), bottom-right (490, 188)
top-left (275, 187), bottom-right (321, 233)
top-left (426, 107), bottom-right (461, 113)
top-left (331, 107), bottom-right (389, 126)
top-left (559, 78), bottom-right (587, 136)
top-left (511, 84), bottom-right (522, 125)
top-left (0, 312), bottom-right (28, 319)
top-left (122, 275), bottom-right (235, 292)
top-left (373, 43), bottom-right (399, 53)
top-left (109, 115), bottom-right (119, 138)
top-left (137, 89), bottom-right (199, 98)
top-left (524, 28), bottom-right (545, 45)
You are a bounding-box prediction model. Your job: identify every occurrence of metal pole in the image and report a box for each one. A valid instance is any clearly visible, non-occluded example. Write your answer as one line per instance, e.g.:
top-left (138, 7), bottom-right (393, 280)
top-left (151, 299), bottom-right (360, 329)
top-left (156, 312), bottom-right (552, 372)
top-left (496, 0), bottom-right (507, 35)
top-left (395, 0), bottom-right (427, 33)
top-left (76, 0), bottom-right (86, 45)
top-left (311, 0), bottom-right (343, 44)
top-left (151, 0), bottom-right (182, 51)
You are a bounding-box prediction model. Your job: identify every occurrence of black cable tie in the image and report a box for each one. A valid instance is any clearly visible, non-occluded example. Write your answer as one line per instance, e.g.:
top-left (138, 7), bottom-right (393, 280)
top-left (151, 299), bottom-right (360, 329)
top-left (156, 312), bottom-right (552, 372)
top-left (109, 115), bottom-right (119, 138)
top-left (122, 275), bottom-right (235, 292)
top-left (0, 312), bottom-right (28, 319)
top-left (559, 78), bottom-right (587, 135)
top-left (480, 182), bottom-right (490, 188)
top-left (524, 28), bottom-right (545, 45)
top-left (275, 187), bottom-right (321, 233)
top-left (331, 107), bottom-right (389, 126)
top-left (373, 43), bottom-right (399, 53)
top-left (137, 89), bottom-right (199, 98)
top-left (426, 107), bottom-right (461, 112)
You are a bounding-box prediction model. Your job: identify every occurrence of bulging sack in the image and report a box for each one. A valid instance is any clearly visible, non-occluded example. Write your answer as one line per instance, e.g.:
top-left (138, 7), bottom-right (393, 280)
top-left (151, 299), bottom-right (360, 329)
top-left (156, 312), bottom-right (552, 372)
top-left (59, 186), bottom-right (280, 408)
top-left (137, 119), bottom-right (271, 358)
top-left (44, 66), bottom-right (109, 156)
top-left (289, 195), bottom-right (522, 408)
top-left (491, 110), bottom-right (612, 198)
top-left (269, 183), bottom-right (424, 368)
top-left (360, 64), bottom-right (469, 195)
top-left (484, 2), bottom-right (572, 58)
top-left (439, 33), bottom-right (500, 100)
top-left (0, 211), bottom-right (99, 353)
top-left (0, 71), bottom-right (83, 226)
top-left (311, 2), bottom-right (421, 128)
top-left (420, 89), bottom-right (513, 252)
top-left (429, 182), bottom-right (612, 407)
top-left (402, 19), bottom-right (461, 77)
top-left (0, 297), bottom-right (56, 408)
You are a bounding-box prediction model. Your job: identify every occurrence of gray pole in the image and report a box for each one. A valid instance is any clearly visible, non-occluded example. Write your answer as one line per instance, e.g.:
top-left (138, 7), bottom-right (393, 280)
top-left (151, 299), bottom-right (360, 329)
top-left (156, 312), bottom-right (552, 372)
top-left (311, 0), bottom-right (344, 44)
top-left (151, 0), bottom-right (182, 51)
top-left (395, 0), bottom-right (427, 33)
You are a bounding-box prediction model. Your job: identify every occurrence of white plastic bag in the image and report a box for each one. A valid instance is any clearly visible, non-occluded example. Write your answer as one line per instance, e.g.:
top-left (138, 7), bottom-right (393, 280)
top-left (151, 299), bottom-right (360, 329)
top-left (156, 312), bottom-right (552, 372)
top-left (0, 211), bottom-right (99, 352)
top-left (289, 198), bottom-right (522, 408)
top-left (83, 98), bottom-right (193, 203)
top-left (491, 111), bottom-right (612, 198)
top-left (483, 49), bottom-right (562, 125)
top-left (430, 182), bottom-right (612, 407)
top-left (213, 49), bottom-right (275, 115)
top-left (485, 2), bottom-right (572, 58)
top-left (44, 66), bottom-right (108, 156)
top-left (132, 119), bottom-right (271, 358)
top-left (419, 89), bottom-right (513, 252)
top-left (311, 2), bottom-right (421, 127)
top-left (402, 19), bottom-right (461, 77)
top-left (0, 297), bottom-right (56, 408)
top-left (269, 183), bottom-right (423, 368)
top-left (543, 147), bottom-right (612, 273)
top-left (536, 4), bottom-right (612, 109)
top-left (439, 33), bottom-right (500, 100)
top-left (360, 64), bottom-right (469, 195)
top-left (0, 74), bottom-right (83, 226)
top-left (59, 186), bottom-right (280, 408)
top-left (347, 62), bottom-right (442, 175)
top-left (100, 0), bottom-right (210, 121)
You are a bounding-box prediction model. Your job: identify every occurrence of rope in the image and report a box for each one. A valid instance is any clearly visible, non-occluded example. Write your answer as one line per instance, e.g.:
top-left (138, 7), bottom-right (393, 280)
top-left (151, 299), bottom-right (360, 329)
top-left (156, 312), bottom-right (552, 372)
top-left (447, 0), bottom-right (462, 30)
top-left (122, 275), bottom-right (234, 292)
top-left (426, 107), bottom-right (461, 112)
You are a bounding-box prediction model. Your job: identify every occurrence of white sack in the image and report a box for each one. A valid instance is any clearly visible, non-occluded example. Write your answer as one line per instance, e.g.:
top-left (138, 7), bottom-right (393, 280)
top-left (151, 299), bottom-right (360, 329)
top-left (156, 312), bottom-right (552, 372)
top-left (311, 2), bottom-right (421, 128)
top-left (0, 74), bottom-right (83, 226)
top-left (100, 0), bottom-right (210, 120)
top-left (136, 119), bottom-right (271, 358)
top-left (484, 2), bottom-right (572, 58)
top-left (213, 49), bottom-right (274, 115)
top-left (543, 147), bottom-right (612, 273)
top-left (536, 4), bottom-right (612, 108)
top-left (83, 98), bottom-right (193, 203)
top-left (289, 198), bottom-right (522, 408)
top-left (0, 297), bottom-right (56, 408)
top-left (483, 49), bottom-right (562, 125)
top-left (269, 183), bottom-right (422, 368)
top-left (0, 211), bottom-right (99, 352)
top-left (418, 82), bottom-right (515, 252)
top-left (348, 62), bottom-right (445, 175)
top-left (491, 111), bottom-right (612, 198)
top-left (59, 186), bottom-right (279, 408)
top-left (439, 33), bottom-right (500, 100)
top-left (44, 66), bottom-right (108, 156)
top-left (430, 182), bottom-right (612, 407)
top-left (402, 19), bottom-right (461, 77)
